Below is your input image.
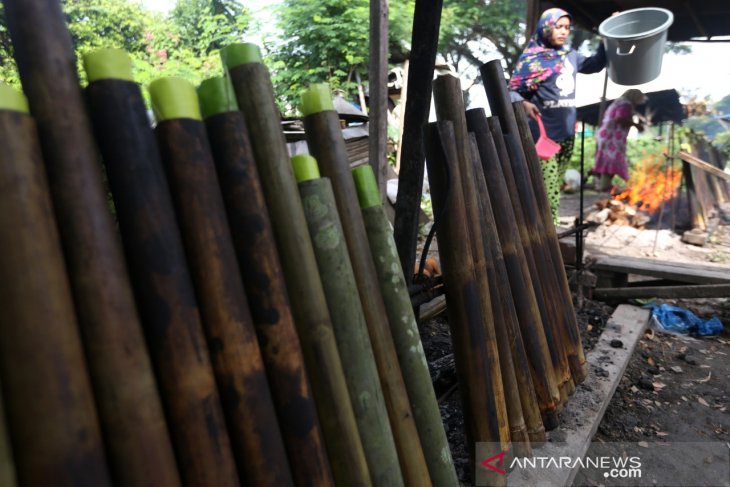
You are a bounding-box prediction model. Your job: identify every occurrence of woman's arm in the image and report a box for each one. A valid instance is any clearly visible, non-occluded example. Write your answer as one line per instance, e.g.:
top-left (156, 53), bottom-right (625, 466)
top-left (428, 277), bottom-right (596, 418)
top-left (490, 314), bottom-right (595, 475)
top-left (577, 42), bottom-right (607, 74)
top-left (509, 91), bottom-right (540, 120)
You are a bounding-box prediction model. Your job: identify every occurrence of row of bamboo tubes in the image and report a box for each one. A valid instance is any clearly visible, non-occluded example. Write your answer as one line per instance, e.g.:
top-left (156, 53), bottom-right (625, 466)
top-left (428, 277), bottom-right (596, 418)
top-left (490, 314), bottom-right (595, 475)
top-left (423, 63), bottom-right (589, 485)
top-left (0, 1), bottom-right (456, 485)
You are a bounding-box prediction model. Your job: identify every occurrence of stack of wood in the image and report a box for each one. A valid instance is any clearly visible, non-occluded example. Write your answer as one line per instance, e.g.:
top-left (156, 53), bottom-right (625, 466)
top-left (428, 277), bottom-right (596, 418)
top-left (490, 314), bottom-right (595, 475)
top-left (585, 198), bottom-right (652, 228)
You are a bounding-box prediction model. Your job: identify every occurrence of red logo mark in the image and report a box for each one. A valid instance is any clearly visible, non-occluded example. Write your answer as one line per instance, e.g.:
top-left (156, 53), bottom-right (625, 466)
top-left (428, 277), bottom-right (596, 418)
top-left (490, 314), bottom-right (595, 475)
top-left (481, 451), bottom-right (507, 475)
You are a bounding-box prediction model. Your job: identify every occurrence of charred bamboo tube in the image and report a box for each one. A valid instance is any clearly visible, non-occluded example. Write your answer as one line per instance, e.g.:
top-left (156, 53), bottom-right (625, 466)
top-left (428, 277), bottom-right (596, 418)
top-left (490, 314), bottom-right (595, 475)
top-left (465, 109), bottom-right (546, 443)
top-left (292, 155), bottom-right (402, 487)
top-left (147, 74), bottom-right (290, 484)
top-left (221, 44), bottom-right (370, 487)
top-left (480, 62), bottom-right (573, 403)
top-left (198, 76), bottom-right (332, 487)
top-left (352, 165), bottom-right (459, 487)
top-left (300, 84), bottom-right (431, 487)
top-left (0, 88), bottom-right (110, 485)
top-left (484, 115), bottom-right (561, 430)
top-left (2, 3), bottom-right (174, 484)
top-left (432, 75), bottom-right (510, 451)
top-left (513, 102), bottom-right (587, 384)
top-left (425, 121), bottom-right (505, 487)
top-left (0, 379), bottom-right (17, 487)
top-left (468, 135), bottom-right (532, 457)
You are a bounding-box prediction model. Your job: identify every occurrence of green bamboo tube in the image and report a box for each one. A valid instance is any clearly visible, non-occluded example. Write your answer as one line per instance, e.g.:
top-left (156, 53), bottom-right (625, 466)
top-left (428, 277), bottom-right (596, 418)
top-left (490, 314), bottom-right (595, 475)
top-left (432, 75), bottom-right (510, 451)
top-left (480, 62), bottom-right (573, 405)
top-left (2, 3), bottom-right (174, 484)
top-left (513, 101), bottom-right (588, 384)
top-left (0, 380), bottom-right (17, 487)
top-left (353, 165), bottom-right (459, 486)
top-left (468, 135), bottom-right (532, 457)
top-left (293, 155), bottom-right (402, 487)
top-left (424, 120), bottom-right (505, 487)
top-left (300, 83), bottom-right (431, 487)
top-left (151, 76), bottom-right (297, 486)
top-left (222, 44), bottom-right (370, 487)
top-left (199, 76), bottom-right (333, 487)
top-left (475, 117), bottom-right (560, 430)
top-left (465, 109), bottom-right (546, 443)
top-left (0, 98), bottom-right (110, 485)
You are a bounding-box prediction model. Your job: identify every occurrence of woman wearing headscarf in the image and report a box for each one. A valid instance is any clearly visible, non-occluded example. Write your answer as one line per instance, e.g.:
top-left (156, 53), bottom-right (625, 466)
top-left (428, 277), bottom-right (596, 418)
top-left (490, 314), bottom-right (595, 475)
top-left (509, 7), bottom-right (606, 224)
top-left (593, 89), bottom-right (648, 191)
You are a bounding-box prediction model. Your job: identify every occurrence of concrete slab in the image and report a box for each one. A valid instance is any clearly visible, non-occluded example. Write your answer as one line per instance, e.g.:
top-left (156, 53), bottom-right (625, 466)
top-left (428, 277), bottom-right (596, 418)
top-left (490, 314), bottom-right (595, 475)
top-left (506, 304), bottom-right (649, 487)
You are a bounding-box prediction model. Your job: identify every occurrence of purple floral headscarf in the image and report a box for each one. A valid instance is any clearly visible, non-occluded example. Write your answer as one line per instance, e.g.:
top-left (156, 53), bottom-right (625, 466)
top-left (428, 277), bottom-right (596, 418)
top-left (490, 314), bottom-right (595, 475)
top-left (508, 8), bottom-right (572, 93)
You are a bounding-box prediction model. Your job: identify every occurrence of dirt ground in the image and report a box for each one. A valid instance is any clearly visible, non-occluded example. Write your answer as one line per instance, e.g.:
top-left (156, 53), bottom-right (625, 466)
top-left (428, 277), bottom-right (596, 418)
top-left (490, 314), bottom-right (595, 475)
top-left (418, 190), bottom-right (730, 486)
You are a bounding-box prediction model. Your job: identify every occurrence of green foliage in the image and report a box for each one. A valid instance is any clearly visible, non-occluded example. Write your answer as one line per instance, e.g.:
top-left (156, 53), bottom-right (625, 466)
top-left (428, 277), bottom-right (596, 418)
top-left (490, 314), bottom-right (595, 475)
top-left (439, 0), bottom-right (526, 76)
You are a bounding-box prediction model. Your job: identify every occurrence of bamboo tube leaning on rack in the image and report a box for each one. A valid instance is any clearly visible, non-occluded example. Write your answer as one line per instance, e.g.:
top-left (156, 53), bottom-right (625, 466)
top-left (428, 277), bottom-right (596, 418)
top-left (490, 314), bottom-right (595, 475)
top-left (221, 43), bottom-right (370, 487)
top-left (150, 76), bottom-right (294, 486)
top-left (485, 115), bottom-right (562, 428)
top-left (432, 75), bottom-right (510, 452)
top-left (2, 2), bottom-right (171, 483)
top-left (513, 102), bottom-right (587, 384)
top-left (0, 83), bottom-right (110, 486)
top-left (352, 164), bottom-right (459, 487)
top-left (197, 76), bottom-right (333, 487)
top-left (468, 135), bottom-right (532, 458)
top-left (424, 120), bottom-right (506, 487)
top-left (465, 109), bottom-right (547, 442)
top-left (480, 61), bottom-right (574, 405)
top-left (300, 83), bottom-right (431, 487)
top-left (292, 154), bottom-right (403, 487)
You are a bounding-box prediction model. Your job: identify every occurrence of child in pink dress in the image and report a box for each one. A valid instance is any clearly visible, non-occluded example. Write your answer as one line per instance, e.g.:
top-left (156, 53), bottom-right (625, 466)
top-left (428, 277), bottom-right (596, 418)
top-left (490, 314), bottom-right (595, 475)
top-left (593, 89), bottom-right (647, 191)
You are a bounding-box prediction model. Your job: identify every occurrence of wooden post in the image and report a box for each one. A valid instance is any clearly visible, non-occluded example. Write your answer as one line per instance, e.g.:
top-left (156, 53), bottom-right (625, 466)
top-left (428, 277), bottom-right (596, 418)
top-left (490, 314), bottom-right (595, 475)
top-left (370, 0), bottom-right (389, 201)
top-left (199, 77), bottom-right (333, 487)
top-left (393, 0), bottom-right (444, 286)
top-left (3, 3), bottom-right (168, 484)
top-left (0, 380), bottom-right (16, 487)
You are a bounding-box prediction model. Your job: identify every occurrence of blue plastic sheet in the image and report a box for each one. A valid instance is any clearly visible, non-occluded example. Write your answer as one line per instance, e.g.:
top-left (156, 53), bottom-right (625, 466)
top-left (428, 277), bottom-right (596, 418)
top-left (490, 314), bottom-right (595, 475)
top-left (646, 303), bottom-right (725, 337)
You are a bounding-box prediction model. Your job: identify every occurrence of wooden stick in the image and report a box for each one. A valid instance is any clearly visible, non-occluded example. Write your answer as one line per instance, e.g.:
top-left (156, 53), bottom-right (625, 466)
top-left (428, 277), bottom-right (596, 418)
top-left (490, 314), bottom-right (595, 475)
top-left (424, 121), bottom-right (504, 487)
top-left (200, 91), bottom-right (332, 486)
top-left (465, 108), bottom-right (547, 443)
top-left (301, 86), bottom-right (431, 487)
top-left (353, 165), bottom-right (459, 487)
top-left (151, 76), bottom-right (293, 485)
top-left (0, 109), bottom-right (110, 485)
top-left (3, 3), bottom-right (169, 483)
top-left (469, 135), bottom-right (532, 457)
top-left (677, 150), bottom-right (730, 182)
top-left (595, 283), bottom-right (730, 300)
top-left (294, 160), bottom-right (402, 486)
top-left (0, 380), bottom-right (16, 487)
top-left (223, 45), bottom-right (369, 487)
top-left (393, 0), bottom-right (444, 286)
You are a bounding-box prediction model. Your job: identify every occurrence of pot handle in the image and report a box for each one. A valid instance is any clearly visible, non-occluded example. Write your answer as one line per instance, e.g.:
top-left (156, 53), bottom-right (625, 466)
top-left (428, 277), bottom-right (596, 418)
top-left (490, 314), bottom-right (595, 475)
top-left (616, 44), bottom-right (636, 56)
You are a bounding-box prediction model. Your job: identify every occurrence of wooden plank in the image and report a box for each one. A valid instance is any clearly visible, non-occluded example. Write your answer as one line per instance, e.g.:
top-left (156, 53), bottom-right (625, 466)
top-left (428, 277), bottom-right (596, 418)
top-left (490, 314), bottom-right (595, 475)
top-left (506, 305), bottom-right (649, 487)
top-left (592, 254), bottom-right (730, 284)
top-left (369, 0), bottom-right (389, 203)
top-left (677, 150), bottom-right (730, 182)
top-left (595, 283), bottom-right (730, 300)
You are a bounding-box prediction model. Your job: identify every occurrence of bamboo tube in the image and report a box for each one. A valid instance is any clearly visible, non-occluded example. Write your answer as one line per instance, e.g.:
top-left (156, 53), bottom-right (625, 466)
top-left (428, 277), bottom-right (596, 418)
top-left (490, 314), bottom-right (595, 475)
top-left (484, 115), bottom-right (561, 430)
top-left (465, 109), bottom-right (546, 443)
top-left (2, 3), bottom-right (175, 484)
top-left (352, 165), bottom-right (459, 487)
top-left (292, 155), bottom-right (402, 487)
top-left (424, 121), bottom-right (505, 487)
top-left (0, 90), bottom-right (110, 485)
top-left (513, 102), bottom-right (587, 384)
top-left (151, 77), bottom-right (301, 486)
top-left (432, 75), bottom-right (510, 451)
top-left (480, 62), bottom-right (573, 402)
top-left (300, 84), bottom-right (431, 487)
top-left (468, 135), bottom-right (532, 457)
top-left (198, 76), bottom-right (333, 487)
top-left (221, 44), bottom-right (370, 487)
top-left (0, 380), bottom-right (17, 487)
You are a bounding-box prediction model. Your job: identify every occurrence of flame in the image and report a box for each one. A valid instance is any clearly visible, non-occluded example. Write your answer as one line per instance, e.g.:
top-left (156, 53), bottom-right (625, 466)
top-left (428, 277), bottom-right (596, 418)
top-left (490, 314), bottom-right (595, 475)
top-left (612, 153), bottom-right (682, 214)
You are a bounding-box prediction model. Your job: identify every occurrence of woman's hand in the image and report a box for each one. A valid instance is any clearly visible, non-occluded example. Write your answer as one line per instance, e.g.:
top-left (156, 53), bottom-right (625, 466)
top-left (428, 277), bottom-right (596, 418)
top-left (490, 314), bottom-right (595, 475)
top-left (523, 100), bottom-right (540, 121)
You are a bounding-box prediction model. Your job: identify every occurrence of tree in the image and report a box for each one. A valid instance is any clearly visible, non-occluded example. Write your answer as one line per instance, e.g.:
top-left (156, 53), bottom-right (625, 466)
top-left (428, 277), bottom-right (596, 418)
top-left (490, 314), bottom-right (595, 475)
top-left (170, 0), bottom-right (249, 57)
